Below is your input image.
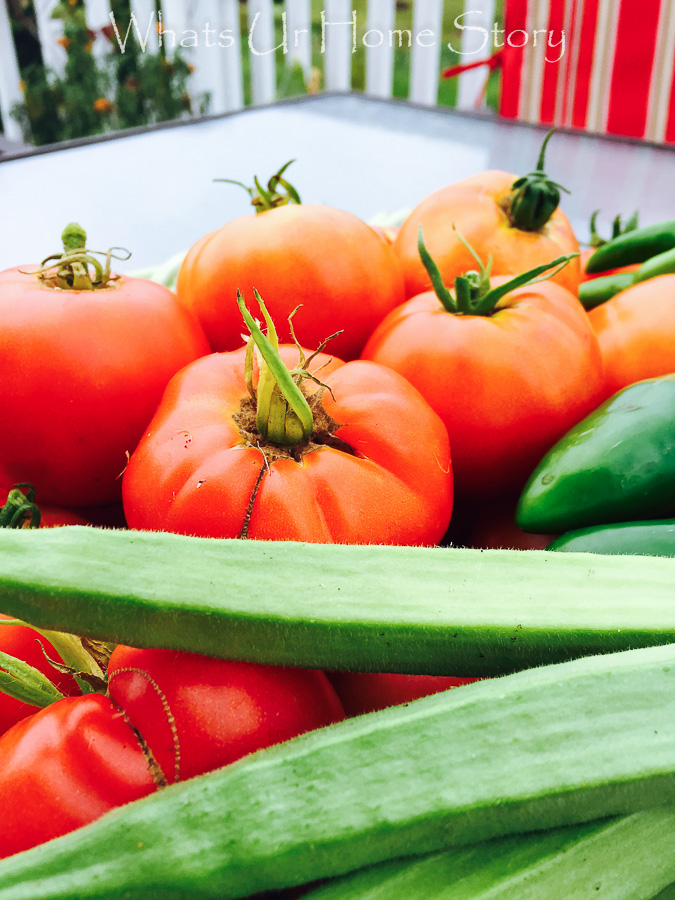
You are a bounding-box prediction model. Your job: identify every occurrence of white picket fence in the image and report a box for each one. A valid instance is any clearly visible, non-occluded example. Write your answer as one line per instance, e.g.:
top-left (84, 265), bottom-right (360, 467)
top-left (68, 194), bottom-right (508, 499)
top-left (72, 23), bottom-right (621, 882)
top-left (0, 0), bottom-right (497, 144)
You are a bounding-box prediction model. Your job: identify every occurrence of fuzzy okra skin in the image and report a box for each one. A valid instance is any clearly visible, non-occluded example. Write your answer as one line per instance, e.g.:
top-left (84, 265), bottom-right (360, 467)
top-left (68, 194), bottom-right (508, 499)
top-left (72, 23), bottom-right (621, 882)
top-left (1, 527), bottom-right (675, 676)
top-left (302, 809), bottom-right (675, 900)
top-left (1, 644), bottom-right (675, 898)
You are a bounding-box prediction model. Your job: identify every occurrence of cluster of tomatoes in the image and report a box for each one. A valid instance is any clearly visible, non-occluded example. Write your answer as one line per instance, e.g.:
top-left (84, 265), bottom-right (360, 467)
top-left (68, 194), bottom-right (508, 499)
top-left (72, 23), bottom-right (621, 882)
top-left (1, 145), bottom-right (673, 859)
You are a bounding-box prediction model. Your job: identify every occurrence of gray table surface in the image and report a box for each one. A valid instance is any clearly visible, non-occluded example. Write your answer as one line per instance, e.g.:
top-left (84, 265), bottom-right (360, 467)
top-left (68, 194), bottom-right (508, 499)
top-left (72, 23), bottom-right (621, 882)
top-left (1, 94), bottom-right (674, 272)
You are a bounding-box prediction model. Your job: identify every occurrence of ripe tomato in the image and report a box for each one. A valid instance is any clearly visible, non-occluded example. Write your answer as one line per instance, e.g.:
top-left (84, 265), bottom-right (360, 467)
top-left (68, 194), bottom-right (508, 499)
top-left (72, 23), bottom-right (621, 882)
top-left (588, 274), bottom-right (675, 399)
top-left (327, 672), bottom-right (481, 717)
top-left (123, 343), bottom-right (453, 544)
top-left (0, 260), bottom-right (209, 507)
top-left (394, 170), bottom-right (580, 300)
top-left (176, 204), bottom-right (405, 361)
top-left (0, 647), bottom-right (345, 858)
top-left (0, 614), bottom-right (80, 735)
top-left (362, 277), bottom-right (603, 498)
top-left (0, 694), bottom-right (157, 859)
top-left (107, 646), bottom-right (345, 784)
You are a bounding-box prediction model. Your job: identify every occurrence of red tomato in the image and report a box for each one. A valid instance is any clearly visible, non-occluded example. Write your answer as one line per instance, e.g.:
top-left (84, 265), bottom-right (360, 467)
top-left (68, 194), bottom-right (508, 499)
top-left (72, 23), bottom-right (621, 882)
top-left (394, 171), bottom-right (581, 300)
top-left (362, 278), bottom-right (603, 498)
top-left (588, 274), bottom-right (675, 399)
top-left (107, 646), bottom-right (345, 784)
top-left (0, 694), bottom-right (157, 859)
top-left (0, 614), bottom-right (80, 735)
top-left (327, 672), bottom-right (481, 717)
top-left (0, 267), bottom-right (209, 507)
top-left (123, 345), bottom-right (453, 544)
top-left (0, 647), bottom-right (345, 858)
top-left (176, 205), bottom-right (405, 361)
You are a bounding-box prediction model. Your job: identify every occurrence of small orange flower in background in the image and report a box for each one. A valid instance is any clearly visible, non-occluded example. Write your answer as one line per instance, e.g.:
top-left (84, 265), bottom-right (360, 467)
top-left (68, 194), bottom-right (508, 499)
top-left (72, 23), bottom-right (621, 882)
top-left (187, 64), bottom-right (195, 74)
top-left (56, 36), bottom-right (70, 50)
top-left (84, 42), bottom-right (93, 52)
top-left (93, 98), bottom-right (114, 113)
top-left (19, 80), bottom-right (26, 93)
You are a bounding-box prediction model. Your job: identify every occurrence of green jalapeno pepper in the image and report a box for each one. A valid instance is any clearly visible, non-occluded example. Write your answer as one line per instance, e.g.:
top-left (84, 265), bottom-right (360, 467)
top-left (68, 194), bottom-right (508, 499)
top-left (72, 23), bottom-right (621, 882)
top-left (548, 519), bottom-right (675, 557)
top-left (585, 219), bottom-right (675, 274)
top-left (516, 376), bottom-right (675, 534)
top-left (579, 272), bottom-right (635, 309)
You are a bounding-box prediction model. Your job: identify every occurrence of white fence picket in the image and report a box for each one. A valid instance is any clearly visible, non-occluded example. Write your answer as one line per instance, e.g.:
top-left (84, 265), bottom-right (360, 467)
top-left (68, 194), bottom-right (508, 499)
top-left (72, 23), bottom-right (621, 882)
top-left (84, 0), bottom-right (112, 59)
top-left (33, 0), bottom-right (66, 76)
top-left (220, 0), bottom-right (244, 111)
top-left (127, 0), bottom-right (159, 54)
top-left (323, 0), bottom-right (353, 92)
top-left (285, 0), bottom-right (312, 80)
top-left (456, 1), bottom-right (497, 109)
top-left (408, 0), bottom-right (443, 106)
top-left (158, 0), bottom-right (189, 59)
top-left (248, 0), bottom-right (277, 105)
top-left (365, 0), bottom-right (396, 99)
top-left (0, 0), bottom-right (25, 142)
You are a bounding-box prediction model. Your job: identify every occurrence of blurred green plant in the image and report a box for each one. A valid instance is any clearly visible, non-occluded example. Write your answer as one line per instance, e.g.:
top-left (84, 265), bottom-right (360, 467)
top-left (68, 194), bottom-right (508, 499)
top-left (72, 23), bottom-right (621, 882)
top-left (11, 0), bottom-right (207, 146)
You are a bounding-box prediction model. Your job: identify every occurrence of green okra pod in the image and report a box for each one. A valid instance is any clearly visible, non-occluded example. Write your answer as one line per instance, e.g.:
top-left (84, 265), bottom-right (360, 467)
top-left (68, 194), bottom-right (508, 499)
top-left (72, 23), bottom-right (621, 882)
top-left (1, 527), bottom-right (675, 676)
top-left (1, 643), bottom-right (675, 898)
top-left (302, 809), bottom-right (675, 900)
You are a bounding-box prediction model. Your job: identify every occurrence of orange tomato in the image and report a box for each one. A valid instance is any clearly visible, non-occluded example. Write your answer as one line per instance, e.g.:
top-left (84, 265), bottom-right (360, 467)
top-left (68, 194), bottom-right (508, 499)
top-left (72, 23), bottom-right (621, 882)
top-left (393, 171), bottom-right (581, 299)
top-left (362, 277), bottom-right (603, 499)
top-left (588, 274), bottom-right (675, 399)
top-left (177, 205), bottom-right (405, 361)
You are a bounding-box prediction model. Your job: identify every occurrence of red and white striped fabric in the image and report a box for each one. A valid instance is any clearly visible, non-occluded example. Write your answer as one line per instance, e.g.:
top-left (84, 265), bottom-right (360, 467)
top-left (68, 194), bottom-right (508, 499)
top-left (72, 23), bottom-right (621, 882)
top-left (445, 0), bottom-right (675, 143)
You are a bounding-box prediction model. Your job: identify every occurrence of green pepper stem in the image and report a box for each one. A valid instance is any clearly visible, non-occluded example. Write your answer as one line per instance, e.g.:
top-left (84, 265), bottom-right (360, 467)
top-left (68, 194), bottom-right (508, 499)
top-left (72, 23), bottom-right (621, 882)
top-left (237, 290), bottom-right (314, 446)
top-left (216, 160), bottom-right (302, 214)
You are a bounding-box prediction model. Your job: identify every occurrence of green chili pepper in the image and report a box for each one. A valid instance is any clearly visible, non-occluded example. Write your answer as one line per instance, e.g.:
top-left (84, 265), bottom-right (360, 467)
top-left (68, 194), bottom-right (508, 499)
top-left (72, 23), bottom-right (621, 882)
top-left (516, 376), bottom-right (675, 534)
top-left (585, 219), bottom-right (675, 274)
top-left (578, 272), bottom-right (634, 310)
top-left (633, 246), bottom-right (675, 284)
top-left (548, 519), bottom-right (675, 557)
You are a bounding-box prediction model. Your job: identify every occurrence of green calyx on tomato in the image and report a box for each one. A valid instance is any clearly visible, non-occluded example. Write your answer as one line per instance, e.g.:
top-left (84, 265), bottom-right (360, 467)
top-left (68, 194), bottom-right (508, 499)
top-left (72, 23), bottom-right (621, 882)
top-left (0, 484), bottom-right (41, 529)
top-left (417, 227), bottom-right (578, 317)
top-left (237, 289), bottom-right (340, 449)
top-left (215, 160), bottom-right (302, 214)
top-left (23, 223), bottom-right (131, 291)
top-left (506, 130), bottom-right (570, 232)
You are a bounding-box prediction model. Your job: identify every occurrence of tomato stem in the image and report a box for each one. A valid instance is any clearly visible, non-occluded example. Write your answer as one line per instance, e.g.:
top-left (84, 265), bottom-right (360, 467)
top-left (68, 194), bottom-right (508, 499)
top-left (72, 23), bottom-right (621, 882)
top-left (0, 484), bottom-right (41, 529)
top-left (507, 130), bottom-right (570, 232)
top-left (418, 228), bottom-right (578, 316)
top-left (21, 224), bottom-right (131, 291)
top-left (215, 161), bottom-right (302, 214)
top-left (237, 290), bottom-right (314, 447)
top-left (0, 648), bottom-right (65, 709)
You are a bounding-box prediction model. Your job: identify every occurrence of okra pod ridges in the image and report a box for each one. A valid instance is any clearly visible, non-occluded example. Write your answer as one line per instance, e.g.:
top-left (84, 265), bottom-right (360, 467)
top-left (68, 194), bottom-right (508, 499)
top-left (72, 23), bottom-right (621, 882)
top-left (1, 527), bottom-right (675, 675)
top-left (302, 809), bottom-right (675, 900)
top-left (0, 643), bottom-right (674, 898)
